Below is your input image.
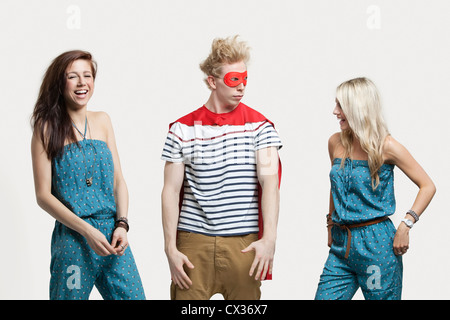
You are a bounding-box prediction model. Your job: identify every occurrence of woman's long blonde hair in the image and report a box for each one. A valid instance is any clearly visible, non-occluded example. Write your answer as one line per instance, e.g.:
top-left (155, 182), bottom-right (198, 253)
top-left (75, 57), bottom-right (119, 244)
top-left (336, 77), bottom-right (389, 189)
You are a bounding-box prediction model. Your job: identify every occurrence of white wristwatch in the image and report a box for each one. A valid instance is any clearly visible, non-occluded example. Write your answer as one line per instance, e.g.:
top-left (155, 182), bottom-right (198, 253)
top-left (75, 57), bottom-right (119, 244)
top-left (401, 218), bottom-right (414, 228)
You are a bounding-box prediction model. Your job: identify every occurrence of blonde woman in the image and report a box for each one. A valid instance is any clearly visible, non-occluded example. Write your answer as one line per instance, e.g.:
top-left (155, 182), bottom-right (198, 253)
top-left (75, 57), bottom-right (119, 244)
top-left (315, 77), bottom-right (435, 300)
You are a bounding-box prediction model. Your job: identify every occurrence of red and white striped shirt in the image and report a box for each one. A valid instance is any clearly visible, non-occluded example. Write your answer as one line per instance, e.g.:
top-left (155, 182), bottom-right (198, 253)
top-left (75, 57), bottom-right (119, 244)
top-left (161, 103), bottom-right (282, 236)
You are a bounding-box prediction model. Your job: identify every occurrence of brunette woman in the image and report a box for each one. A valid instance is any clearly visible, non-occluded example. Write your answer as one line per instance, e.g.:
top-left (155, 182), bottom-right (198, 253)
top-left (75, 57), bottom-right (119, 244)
top-left (31, 50), bottom-right (145, 300)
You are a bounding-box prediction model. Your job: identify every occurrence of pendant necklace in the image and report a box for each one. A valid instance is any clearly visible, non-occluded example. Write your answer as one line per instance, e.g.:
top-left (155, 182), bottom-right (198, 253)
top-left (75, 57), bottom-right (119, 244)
top-left (72, 116), bottom-right (96, 187)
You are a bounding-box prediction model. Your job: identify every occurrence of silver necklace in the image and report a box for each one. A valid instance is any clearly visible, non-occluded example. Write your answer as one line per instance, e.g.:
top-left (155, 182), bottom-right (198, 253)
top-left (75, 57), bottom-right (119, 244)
top-left (72, 116), bottom-right (96, 187)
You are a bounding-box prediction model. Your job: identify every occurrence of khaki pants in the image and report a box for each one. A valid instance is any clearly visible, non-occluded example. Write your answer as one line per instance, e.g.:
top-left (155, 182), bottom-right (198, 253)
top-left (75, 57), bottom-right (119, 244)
top-left (170, 231), bottom-right (261, 300)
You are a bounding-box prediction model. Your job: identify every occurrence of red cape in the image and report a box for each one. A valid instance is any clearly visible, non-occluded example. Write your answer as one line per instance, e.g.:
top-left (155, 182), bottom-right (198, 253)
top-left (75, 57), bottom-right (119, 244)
top-left (169, 103), bottom-right (282, 280)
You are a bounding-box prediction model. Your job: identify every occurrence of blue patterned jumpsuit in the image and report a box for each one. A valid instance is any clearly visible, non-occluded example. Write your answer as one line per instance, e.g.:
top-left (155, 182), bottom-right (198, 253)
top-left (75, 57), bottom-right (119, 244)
top-left (50, 139), bottom-right (146, 300)
top-left (315, 158), bottom-right (403, 300)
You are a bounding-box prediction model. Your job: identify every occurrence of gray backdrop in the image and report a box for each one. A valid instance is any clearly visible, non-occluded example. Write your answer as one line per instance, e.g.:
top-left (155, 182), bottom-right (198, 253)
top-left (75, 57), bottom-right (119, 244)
top-left (1, 0), bottom-right (448, 299)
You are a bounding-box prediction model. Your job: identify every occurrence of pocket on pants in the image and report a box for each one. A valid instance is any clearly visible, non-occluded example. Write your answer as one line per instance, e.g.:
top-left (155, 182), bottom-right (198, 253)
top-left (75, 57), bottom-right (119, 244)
top-left (238, 233), bottom-right (259, 250)
top-left (176, 231), bottom-right (196, 251)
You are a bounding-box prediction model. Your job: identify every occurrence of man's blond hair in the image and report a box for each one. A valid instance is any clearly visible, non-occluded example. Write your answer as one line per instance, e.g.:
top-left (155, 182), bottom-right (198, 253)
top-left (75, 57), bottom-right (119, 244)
top-left (199, 35), bottom-right (250, 89)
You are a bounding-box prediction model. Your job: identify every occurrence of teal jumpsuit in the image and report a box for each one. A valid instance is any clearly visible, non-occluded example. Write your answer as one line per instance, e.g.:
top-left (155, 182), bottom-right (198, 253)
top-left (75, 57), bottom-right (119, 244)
top-left (315, 158), bottom-right (403, 300)
top-left (50, 138), bottom-right (145, 300)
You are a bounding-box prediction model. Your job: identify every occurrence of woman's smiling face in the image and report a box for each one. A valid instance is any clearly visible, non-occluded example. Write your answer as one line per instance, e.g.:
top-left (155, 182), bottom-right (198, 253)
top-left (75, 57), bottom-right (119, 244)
top-left (333, 98), bottom-right (349, 131)
top-left (63, 59), bottom-right (95, 110)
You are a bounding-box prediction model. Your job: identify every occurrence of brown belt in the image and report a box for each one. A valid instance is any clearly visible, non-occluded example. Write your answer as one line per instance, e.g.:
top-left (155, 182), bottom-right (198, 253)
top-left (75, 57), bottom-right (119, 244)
top-left (333, 216), bottom-right (389, 259)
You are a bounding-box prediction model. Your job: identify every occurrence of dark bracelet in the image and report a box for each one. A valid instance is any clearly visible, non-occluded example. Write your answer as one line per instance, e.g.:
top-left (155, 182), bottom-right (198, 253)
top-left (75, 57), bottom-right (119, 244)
top-left (407, 209), bottom-right (419, 223)
top-left (326, 213), bottom-right (334, 228)
top-left (114, 217), bottom-right (129, 232)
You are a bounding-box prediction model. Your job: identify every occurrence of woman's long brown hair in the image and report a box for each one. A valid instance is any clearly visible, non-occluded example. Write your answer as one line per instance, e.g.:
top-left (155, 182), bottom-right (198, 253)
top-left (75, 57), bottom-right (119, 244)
top-left (31, 50), bottom-right (97, 159)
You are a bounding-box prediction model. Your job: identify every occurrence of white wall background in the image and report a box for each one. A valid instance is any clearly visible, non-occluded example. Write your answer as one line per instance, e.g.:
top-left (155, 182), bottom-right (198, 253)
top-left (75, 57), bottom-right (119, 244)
top-left (1, 0), bottom-right (448, 300)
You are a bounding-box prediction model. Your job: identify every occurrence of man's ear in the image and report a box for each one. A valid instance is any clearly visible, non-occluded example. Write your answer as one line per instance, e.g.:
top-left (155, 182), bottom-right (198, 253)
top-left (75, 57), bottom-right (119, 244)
top-left (206, 75), bottom-right (217, 90)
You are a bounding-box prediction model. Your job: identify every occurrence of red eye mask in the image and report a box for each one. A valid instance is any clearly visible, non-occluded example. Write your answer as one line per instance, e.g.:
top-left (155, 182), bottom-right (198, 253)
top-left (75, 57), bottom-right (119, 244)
top-left (223, 71), bottom-right (247, 87)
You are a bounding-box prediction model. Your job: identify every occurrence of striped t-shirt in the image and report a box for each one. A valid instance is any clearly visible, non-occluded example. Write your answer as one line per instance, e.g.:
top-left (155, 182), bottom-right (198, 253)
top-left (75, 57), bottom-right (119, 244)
top-left (161, 102), bottom-right (282, 237)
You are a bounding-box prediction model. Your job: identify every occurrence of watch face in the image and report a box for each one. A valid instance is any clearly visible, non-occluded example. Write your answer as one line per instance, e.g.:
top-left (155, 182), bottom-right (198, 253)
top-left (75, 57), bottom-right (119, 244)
top-left (403, 219), bottom-right (413, 227)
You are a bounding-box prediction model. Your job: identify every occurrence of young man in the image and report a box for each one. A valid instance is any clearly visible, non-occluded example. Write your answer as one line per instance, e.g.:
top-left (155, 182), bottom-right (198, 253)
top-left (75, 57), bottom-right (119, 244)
top-left (161, 36), bottom-right (282, 300)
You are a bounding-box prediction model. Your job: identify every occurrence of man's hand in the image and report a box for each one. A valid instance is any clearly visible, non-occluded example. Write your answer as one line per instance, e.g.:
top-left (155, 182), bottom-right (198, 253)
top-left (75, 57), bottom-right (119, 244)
top-left (241, 237), bottom-right (275, 281)
top-left (166, 247), bottom-right (195, 289)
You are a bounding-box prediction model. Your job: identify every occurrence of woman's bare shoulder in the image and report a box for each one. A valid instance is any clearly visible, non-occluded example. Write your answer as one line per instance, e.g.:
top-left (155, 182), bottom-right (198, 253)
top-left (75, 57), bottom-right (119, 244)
top-left (328, 132), bottom-right (342, 160)
top-left (383, 135), bottom-right (408, 164)
top-left (88, 110), bottom-right (111, 123)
